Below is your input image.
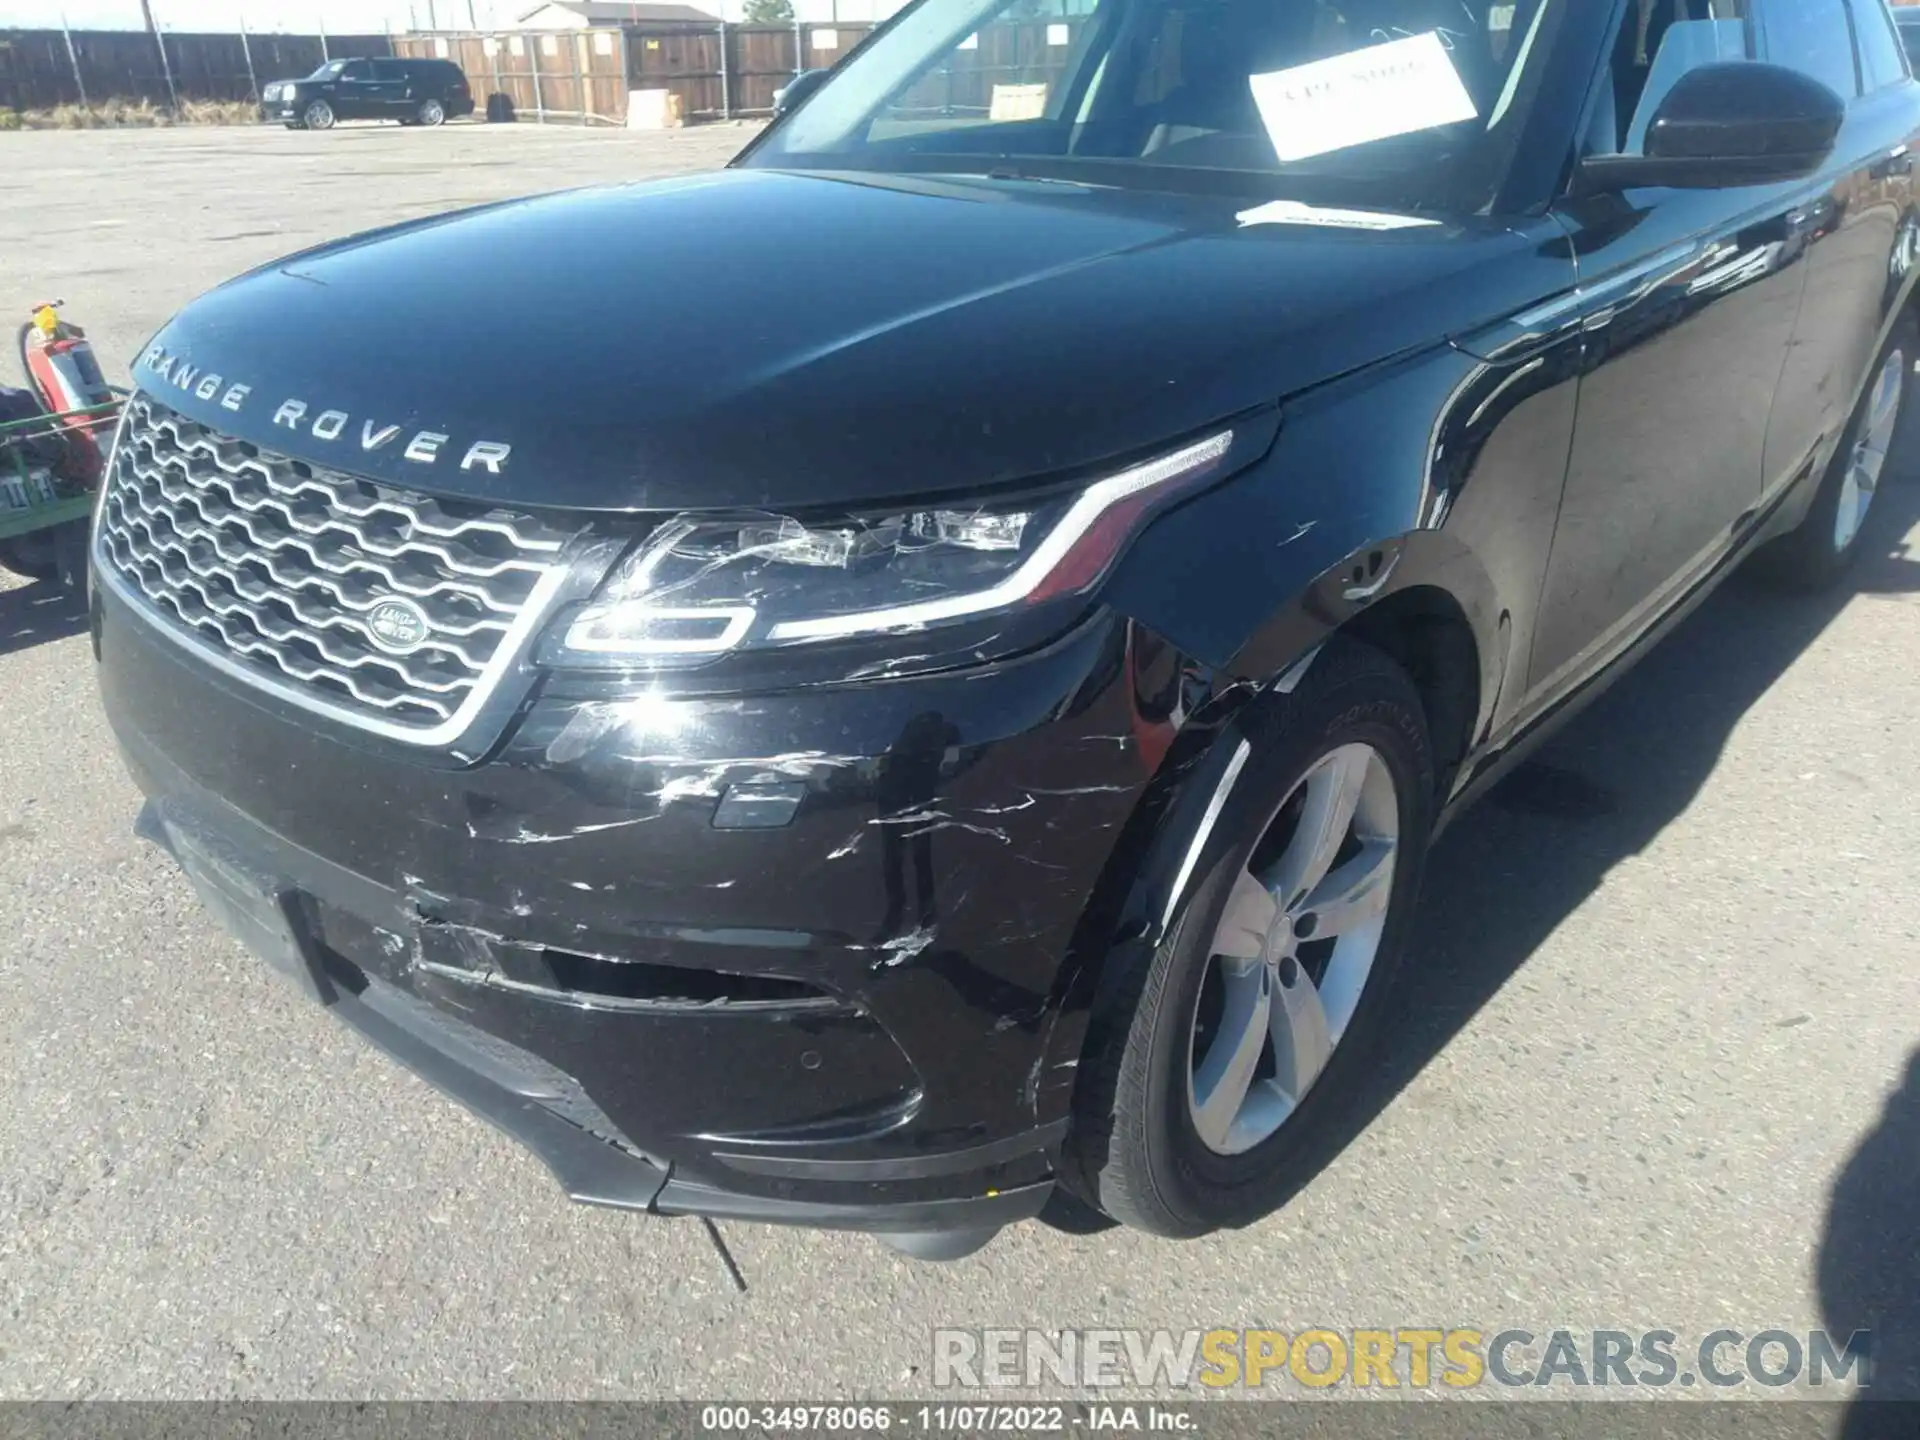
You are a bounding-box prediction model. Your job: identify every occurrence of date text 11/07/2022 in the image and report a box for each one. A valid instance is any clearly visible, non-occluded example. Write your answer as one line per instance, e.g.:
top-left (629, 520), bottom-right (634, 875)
top-left (697, 1407), bottom-right (1189, 1432)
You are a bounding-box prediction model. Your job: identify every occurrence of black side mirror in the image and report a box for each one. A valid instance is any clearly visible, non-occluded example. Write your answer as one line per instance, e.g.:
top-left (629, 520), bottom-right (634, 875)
top-left (773, 68), bottom-right (830, 117)
top-left (1578, 62), bottom-right (1845, 193)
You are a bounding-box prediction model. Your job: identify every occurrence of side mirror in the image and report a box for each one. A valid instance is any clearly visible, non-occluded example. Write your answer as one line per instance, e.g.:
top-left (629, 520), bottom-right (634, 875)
top-left (772, 68), bottom-right (830, 117)
top-left (1577, 63), bottom-right (1845, 193)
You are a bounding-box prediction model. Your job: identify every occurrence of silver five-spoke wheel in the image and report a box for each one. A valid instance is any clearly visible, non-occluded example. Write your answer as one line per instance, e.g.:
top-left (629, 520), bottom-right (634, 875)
top-left (1187, 742), bottom-right (1399, 1156)
top-left (1834, 346), bottom-right (1905, 553)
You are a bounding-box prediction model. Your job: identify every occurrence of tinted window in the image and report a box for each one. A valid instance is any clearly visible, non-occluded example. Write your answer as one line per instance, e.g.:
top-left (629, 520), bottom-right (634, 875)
top-left (371, 59), bottom-right (408, 78)
top-left (1902, 14), bottom-right (1920, 66)
top-left (1849, 0), bottom-right (1909, 86)
top-left (339, 59), bottom-right (375, 81)
top-left (1759, 0), bottom-right (1861, 96)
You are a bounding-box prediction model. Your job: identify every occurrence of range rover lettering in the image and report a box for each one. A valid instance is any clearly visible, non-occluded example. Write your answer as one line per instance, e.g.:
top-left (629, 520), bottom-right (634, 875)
top-left (95, 0), bottom-right (1920, 1259)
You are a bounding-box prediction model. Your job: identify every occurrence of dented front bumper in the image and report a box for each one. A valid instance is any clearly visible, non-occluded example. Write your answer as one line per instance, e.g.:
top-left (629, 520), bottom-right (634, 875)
top-left (97, 582), bottom-right (1168, 1234)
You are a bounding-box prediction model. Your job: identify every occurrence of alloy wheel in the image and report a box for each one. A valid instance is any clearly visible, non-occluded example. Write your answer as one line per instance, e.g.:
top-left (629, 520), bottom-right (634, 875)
top-left (1186, 742), bottom-right (1399, 1156)
top-left (1835, 347), bottom-right (1904, 553)
top-left (419, 99), bottom-right (446, 126)
top-left (304, 99), bottom-right (335, 130)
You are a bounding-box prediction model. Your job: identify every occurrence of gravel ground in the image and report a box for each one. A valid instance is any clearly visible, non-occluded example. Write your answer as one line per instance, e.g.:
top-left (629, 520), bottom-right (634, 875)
top-left (1, 122), bottom-right (1918, 1407)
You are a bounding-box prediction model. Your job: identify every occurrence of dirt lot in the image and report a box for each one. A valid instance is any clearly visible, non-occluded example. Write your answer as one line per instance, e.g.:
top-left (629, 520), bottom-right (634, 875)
top-left (3, 122), bottom-right (1920, 1403)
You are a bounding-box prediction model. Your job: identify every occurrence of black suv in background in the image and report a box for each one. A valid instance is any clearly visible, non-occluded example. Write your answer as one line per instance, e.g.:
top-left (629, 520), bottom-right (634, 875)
top-left (102, 0), bottom-right (1920, 1260)
top-left (261, 57), bottom-right (474, 130)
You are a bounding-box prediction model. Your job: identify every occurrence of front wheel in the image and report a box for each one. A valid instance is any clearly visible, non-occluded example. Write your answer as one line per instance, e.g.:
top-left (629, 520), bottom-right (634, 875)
top-left (1754, 317), bottom-right (1914, 590)
top-left (302, 99), bottom-right (335, 130)
top-left (1067, 639), bottom-right (1436, 1237)
top-left (416, 98), bottom-right (446, 126)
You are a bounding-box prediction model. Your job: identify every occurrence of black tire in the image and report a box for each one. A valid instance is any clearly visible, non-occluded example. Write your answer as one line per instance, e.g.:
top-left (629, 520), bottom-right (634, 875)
top-left (417, 98), bottom-right (447, 127)
top-left (1753, 314), bottom-right (1916, 591)
top-left (1067, 639), bottom-right (1436, 1238)
top-left (303, 99), bottom-right (335, 131)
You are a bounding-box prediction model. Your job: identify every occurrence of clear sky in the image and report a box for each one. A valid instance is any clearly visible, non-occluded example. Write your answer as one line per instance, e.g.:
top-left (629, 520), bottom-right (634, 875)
top-left (0, 0), bottom-right (520, 30)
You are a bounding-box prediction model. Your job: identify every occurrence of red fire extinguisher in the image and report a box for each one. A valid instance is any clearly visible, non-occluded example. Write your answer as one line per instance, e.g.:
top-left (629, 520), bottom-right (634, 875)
top-left (20, 301), bottom-right (114, 482)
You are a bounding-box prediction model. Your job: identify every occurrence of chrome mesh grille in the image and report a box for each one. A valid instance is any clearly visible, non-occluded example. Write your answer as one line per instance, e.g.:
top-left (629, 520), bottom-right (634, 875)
top-left (98, 394), bottom-right (574, 736)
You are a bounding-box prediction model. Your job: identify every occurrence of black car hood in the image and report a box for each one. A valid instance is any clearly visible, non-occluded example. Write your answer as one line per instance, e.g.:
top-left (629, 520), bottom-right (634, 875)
top-left (134, 168), bottom-right (1535, 513)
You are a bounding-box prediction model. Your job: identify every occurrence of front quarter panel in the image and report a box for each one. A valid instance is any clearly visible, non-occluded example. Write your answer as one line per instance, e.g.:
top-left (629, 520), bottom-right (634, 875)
top-left (1102, 219), bottom-right (1584, 774)
top-left (1033, 225), bottom-right (1583, 1108)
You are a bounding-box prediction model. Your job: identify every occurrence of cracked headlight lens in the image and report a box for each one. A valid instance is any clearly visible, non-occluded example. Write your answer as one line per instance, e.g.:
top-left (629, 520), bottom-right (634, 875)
top-left (555, 430), bottom-right (1233, 662)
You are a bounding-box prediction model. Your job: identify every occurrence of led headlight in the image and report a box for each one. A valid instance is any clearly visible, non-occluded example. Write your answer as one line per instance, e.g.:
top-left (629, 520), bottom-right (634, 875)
top-left (557, 430), bottom-right (1233, 662)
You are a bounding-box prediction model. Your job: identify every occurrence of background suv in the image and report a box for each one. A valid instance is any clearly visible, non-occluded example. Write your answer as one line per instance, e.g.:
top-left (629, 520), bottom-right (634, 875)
top-left (262, 57), bottom-right (474, 130)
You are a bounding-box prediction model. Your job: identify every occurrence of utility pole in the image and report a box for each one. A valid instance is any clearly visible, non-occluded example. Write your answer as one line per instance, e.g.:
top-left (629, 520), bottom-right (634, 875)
top-left (239, 18), bottom-right (257, 102)
top-left (60, 12), bottom-right (88, 109)
top-left (139, 0), bottom-right (179, 113)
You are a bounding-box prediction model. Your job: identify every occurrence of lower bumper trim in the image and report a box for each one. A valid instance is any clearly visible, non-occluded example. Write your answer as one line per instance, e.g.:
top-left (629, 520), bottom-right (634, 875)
top-left (655, 1177), bottom-right (1054, 1235)
top-left (335, 972), bottom-right (673, 1213)
top-left (709, 1119), bottom-right (1068, 1180)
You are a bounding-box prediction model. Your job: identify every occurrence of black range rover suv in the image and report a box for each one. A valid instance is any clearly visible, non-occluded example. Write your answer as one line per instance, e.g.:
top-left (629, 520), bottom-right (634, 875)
top-left (98, 0), bottom-right (1920, 1259)
top-left (262, 56), bottom-right (474, 130)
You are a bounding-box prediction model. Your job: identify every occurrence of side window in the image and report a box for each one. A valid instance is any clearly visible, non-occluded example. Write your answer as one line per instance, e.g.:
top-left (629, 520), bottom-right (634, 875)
top-left (339, 60), bottom-right (375, 82)
top-left (1847, 0), bottom-right (1910, 88)
top-left (371, 60), bottom-right (408, 80)
top-left (1757, 0), bottom-right (1862, 98)
top-left (1593, 0), bottom-right (1753, 157)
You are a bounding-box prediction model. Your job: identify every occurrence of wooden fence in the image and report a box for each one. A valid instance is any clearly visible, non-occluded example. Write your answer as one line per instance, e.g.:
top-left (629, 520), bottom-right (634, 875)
top-left (398, 24), bottom-right (881, 125)
top-left (0, 28), bottom-right (393, 111)
top-left (394, 29), bottom-right (632, 124)
top-left (395, 18), bottom-right (1095, 127)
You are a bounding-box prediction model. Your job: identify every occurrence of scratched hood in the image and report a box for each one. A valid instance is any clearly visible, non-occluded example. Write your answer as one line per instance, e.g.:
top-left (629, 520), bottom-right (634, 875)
top-left (134, 168), bottom-right (1528, 512)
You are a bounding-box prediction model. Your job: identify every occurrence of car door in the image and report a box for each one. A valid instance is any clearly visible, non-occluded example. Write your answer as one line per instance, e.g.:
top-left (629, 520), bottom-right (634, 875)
top-left (1761, 0), bottom-right (1920, 495)
top-left (328, 59), bottom-right (383, 119)
top-left (1524, 0), bottom-right (1816, 703)
top-left (369, 60), bottom-right (416, 119)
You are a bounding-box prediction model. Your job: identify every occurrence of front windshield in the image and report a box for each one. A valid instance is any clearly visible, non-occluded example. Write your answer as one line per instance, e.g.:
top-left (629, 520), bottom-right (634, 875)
top-left (308, 60), bottom-right (348, 80)
top-left (745, 0), bottom-right (1563, 213)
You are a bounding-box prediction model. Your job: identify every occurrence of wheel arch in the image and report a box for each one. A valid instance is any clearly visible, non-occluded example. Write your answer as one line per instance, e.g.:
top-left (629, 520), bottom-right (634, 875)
top-left (1036, 531), bottom-right (1507, 1140)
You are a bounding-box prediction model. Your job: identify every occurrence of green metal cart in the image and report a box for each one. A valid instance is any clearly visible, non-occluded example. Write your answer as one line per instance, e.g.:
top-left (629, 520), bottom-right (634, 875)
top-left (0, 396), bottom-right (119, 588)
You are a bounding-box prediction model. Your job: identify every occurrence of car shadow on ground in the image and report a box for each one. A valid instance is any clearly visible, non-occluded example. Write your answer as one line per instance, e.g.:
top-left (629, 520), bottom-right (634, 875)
top-left (1820, 1047), bottom-right (1920, 1432)
top-left (0, 575), bottom-right (88, 657)
top-left (1045, 458), bottom-right (1920, 1243)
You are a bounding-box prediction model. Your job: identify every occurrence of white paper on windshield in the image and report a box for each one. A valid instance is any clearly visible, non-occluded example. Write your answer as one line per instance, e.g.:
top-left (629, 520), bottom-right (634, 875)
top-left (1247, 31), bottom-right (1478, 164)
top-left (1235, 199), bottom-right (1440, 231)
